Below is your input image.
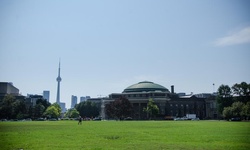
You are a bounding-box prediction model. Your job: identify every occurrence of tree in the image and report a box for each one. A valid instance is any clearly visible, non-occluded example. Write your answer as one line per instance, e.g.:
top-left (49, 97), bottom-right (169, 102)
top-left (65, 108), bottom-right (79, 118)
top-left (222, 101), bottom-right (245, 120)
top-left (216, 84), bottom-right (233, 113)
top-left (231, 101), bottom-right (244, 117)
top-left (222, 106), bottom-right (233, 120)
top-left (11, 99), bottom-right (27, 119)
top-left (219, 82), bottom-right (250, 120)
top-left (232, 82), bottom-right (250, 103)
top-left (33, 103), bottom-right (45, 118)
top-left (232, 82), bottom-right (250, 96)
top-left (44, 105), bottom-right (60, 118)
top-left (75, 101), bottom-right (99, 118)
top-left (36, 99), bottom-right (51, 110)
top-left (0, 95), bottom-right (28, 119)
top-left (0, 94), bottom-right (15, 119)
top-left (218, 84), bottom-right (232, 98)
top-left (105, 102), bottom-right (114, 119)
top-left (105, 97), bottom-right (132, 120)
top-left (0, 95), bottom-right (52, 120)
top-left (143, 98), bottom-right (159, 120)
top-left (51, 103), bottom-right (62, 115)
top-left (242, 102), bottom-right (250, 120)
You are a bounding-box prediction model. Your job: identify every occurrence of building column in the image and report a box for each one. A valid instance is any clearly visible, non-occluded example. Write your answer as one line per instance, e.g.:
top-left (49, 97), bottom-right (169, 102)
top-left (139, 103), bottom-right (141, 119)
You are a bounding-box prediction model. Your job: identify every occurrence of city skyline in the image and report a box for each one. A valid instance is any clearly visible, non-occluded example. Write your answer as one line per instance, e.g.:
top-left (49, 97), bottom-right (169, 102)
top-left (1, 0), bottom-right (250, 108)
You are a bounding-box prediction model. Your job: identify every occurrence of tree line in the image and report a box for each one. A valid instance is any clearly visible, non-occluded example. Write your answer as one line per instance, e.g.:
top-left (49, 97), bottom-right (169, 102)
top-left (0, 94), bottom-right (160, 121)
top-left (105, 97), bottom-right (159, 120)
top-left (73, 97), bottom-right (159, 120)
top-left (73, 101), bottom-right (99, 118)
top-left (0, 94), bottom-right (101, 120)
top-left (0, 94), bottom-right (61, 120)
top-left (217, 82), bottom-right (250, 120)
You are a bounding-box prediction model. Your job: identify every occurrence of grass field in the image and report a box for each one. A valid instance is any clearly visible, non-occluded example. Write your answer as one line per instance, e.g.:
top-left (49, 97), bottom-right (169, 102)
top-left (0, 120), bottom-right (249, 150)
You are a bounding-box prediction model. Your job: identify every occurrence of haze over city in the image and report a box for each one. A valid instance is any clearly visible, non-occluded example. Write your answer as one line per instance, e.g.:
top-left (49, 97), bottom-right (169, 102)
top-left (1, 0), bottom-right (250, 109)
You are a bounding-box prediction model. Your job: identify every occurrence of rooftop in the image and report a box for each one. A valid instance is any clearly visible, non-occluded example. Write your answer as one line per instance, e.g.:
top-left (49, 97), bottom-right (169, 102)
top-left (123, 81), bottom-right (169, 93)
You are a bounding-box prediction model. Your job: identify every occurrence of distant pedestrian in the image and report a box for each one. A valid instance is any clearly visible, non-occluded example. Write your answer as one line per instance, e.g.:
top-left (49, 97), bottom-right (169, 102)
top-left (78, 116), bottom-right (82, 125)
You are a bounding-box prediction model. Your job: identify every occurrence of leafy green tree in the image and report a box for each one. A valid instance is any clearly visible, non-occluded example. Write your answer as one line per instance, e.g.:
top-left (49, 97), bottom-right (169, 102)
top-left (36, 99), bottom-right (51, 110)
top-left (143, 98), bottom-right (159, 120)
top-left (218, 84), bottom-right (232, 97)
top-left (105, 97), bottom-right (132, 120)
top-left (33, 103), bottom-right (45, 118)
top-left (222, 101), bottom-right (245, 120)
top-left (0, 94), bottom-right (15, 119)
top-left (105, 102), bottom-right (114, 119)
top-left (65, 108), bottom-right (79, 118)
top-left (16, 112), bottom-right (24, 120)
top-left (44, 105), bottom-right (60, 118)
top-left (222, 107), bottom-right (233, 120)
top-left (232, 82), bottom-right (250, 96)
top-left (231, 101), bottom-right (244, 117)
top-left (232, 82), bottom-right (250, 103)
top-left (0, 95), bottom-right (28, 119)
top-left (216, 84), bottom-right (233, 113)
top-left (51, 103), bottom-right (62, 115)
top-left (28, 106), bottom-right (33, 118)
top-left (0, 95), bottom-right (52, 120)
top-left (242, 102), bottom-right (250, 120)
top-left (75, 101), bottom-right (99, 118)
top-left (11, 99), bottom-right (27, 119)
top-left (218, 82), bottom-right (250, 119)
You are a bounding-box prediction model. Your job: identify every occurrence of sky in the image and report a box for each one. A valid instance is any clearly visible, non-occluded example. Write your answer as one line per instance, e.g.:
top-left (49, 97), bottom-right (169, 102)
top-left (0, 0), bottom-right (250, 109)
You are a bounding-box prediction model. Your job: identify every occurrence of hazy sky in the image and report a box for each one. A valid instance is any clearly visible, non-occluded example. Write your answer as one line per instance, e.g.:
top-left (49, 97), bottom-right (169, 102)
top-left (1, 0), bottom-right (250, 108)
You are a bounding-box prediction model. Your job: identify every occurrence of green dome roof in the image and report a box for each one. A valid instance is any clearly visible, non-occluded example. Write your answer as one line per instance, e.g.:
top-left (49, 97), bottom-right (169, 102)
top-left (123, 81), bottom-right (169, 93)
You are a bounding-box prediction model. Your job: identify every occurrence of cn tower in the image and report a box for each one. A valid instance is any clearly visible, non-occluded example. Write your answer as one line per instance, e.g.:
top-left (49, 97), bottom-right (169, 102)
top-left (56, 60), bottom-right (62, 104)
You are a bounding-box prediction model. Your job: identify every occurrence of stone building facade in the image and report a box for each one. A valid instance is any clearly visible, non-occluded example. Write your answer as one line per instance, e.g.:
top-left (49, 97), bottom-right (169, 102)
top-left (88, 81), bottom-right (218, 120)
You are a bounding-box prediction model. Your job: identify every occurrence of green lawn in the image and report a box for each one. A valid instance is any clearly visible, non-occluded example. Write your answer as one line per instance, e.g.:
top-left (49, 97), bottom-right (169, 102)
top-left (0, 120), bottom-right (249, 150)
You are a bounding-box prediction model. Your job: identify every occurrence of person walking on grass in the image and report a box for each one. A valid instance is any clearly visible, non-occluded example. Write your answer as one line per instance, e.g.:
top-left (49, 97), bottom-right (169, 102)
top-left (78, 116), bottom-right (82, 125)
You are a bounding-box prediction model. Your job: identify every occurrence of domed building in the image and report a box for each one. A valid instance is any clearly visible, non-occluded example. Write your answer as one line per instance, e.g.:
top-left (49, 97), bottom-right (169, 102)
top-left (97, 81), bottom-right (216, 120)
top-left (122, 81), bottom-right (169, 93)
top-left (104, 81), bottom-right (172, 119)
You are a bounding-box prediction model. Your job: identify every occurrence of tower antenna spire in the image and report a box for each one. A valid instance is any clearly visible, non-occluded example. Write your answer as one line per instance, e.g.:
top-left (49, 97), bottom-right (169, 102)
top-left (56, 59), bottom-right (62, 104)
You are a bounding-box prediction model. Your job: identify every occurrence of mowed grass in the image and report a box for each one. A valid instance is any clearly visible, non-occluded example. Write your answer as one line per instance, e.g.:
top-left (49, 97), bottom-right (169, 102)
top-left (0, 120), bottom-right (249, 150)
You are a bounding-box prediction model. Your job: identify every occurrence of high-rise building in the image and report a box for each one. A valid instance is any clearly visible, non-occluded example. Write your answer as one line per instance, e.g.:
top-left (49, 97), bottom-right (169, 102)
top-left (80, 96), bottom-right (86, 102)
top-left (80, 96), bottom-right (91, 102)
top-left (71, 95), bottom-right (77, 108)
top-left (59, 102), bottom-right (67, 113)
top-left (56, 61), bottom-right (62, 104)
top-left (43, 91), bottom-right (50, 102)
